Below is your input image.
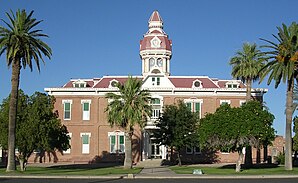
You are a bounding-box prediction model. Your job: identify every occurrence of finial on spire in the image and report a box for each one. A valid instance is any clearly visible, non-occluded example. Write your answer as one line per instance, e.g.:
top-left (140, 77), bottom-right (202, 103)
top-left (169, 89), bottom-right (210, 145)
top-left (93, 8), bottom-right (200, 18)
top-left (148, 10), bottom-right (163, 30)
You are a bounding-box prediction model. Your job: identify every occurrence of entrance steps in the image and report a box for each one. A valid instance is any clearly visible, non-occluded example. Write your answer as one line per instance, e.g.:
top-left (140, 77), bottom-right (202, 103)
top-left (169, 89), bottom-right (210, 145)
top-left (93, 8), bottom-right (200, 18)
top-left (136, 159), bottom-right (163, 167)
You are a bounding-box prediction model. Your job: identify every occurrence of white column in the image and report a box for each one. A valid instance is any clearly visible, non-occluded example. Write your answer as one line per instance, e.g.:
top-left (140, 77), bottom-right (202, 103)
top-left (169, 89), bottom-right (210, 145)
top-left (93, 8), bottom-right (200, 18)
top-left (161, 145), bottom-right (167, 159)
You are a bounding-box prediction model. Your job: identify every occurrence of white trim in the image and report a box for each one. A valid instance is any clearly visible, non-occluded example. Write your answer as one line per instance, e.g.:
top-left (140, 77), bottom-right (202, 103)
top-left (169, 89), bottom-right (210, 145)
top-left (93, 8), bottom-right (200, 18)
top-left (80, 133), bottom-right (91, 154)
top-left (184, 98), bottom-right (203, 118)
top-left (192, 79), bottom-right (203, 88)
top-left (62, 100), bottom-right (72, 120)
top-left (109, 79), bottom-right (119, 88)
top-left (220, 100), bottom-right (231, 105)
top-left (186, 146), bottom-right (193, 154)
top-left (108, 131), bottom-right (125, 154)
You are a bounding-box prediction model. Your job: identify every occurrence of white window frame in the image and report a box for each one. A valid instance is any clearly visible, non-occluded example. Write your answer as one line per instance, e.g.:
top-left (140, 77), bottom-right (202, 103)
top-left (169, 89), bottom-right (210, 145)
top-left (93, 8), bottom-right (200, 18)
top-left (150, 97), bottom-right (163, 120)
top-left (108, 131), bottom-right (125, 154)
top-left (192, 80), bottom-right (203, 88)
top-left (80, 133), bottom-right (91, 154)
top-left (220, 100), bottom-right (231, 105)
top-left (109, 79), bottom-right (119, 88)
top-left (72, 80), bottom-right (87, 88)
top-left (81, 100), bottom-right (91, 121)
top-left (225, 81), bottom-right (240, 88)
top-left (62, 100), bottom-right (72, 120)
top-left (194, 146), bottom-right (201, 154)
top-left (184, 99), bottom-right (203, 118)
top-left (63, 133), bottom-right (72, 154)
top-left (186, 146), bottom-right (193, 154)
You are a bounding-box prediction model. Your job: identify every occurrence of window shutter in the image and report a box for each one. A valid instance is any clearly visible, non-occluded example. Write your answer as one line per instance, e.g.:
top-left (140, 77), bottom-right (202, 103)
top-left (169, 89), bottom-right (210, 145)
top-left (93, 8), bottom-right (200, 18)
top-left (83, 103), bottom-right (89, 111)
top-left (186, 103), bottom-right (191, 111)
top-left (65, 103), bottom-right (70, 110)
top-left (195, 102), bottom-right (200, 112)
top-left (82, 135), bottom-right (89, 144)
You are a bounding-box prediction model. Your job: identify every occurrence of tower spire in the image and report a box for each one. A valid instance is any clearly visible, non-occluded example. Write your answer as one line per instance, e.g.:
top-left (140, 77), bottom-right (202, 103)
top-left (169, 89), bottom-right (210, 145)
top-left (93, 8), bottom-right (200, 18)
top-left (148, 10), bottom-right (163, 32)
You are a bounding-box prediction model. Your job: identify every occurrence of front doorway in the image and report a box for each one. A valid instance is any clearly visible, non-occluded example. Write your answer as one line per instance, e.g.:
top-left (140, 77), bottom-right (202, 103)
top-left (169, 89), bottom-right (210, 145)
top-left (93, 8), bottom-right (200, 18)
top-left (150, 142), bottom-right (161, 159)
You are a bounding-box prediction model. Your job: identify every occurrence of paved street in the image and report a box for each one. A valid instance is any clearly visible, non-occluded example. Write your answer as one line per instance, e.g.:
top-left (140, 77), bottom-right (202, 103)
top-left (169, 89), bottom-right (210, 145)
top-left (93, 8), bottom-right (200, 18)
top-left (0, 178), bottom-right (298, 183)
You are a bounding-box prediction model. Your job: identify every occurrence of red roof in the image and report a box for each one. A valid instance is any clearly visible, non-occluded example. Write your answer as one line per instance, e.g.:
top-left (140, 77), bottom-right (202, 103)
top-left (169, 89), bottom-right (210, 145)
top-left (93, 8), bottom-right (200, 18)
top-left (140, 36), bottom-right (172, 51)
top-left (93, 77), bottom-right (129, 88)
top-left (169, 77), bottom-right (219, 88)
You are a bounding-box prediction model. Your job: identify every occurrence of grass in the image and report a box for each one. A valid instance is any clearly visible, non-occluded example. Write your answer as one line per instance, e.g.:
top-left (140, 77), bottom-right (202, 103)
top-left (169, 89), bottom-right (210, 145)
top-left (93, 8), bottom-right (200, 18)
top-left (170, 164), bottom-right (298, 175)
top-left (0, 165), bottom-right (141, 176)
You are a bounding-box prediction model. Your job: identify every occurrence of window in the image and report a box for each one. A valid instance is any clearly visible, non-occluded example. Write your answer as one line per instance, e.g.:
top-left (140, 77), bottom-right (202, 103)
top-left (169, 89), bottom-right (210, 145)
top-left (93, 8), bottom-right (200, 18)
top-left (108, 131), bottom-right (125, 153)
top-left (81, 133), bottom-right (91, 154)
top-left (152, 77), bottom-right (160, 86)
top-left (150, 98), bottom-right (162, 119)
top-left (184, 99), bottom-right (203, 118)
top-left (73, 80), bottom-right (86, 88)
top-left (64, 133), bottom-right (72, 154)
top-left (186, 146), bottom-right (201, 154)
top-left (62, 100), bottom-right (72, 120)
top-left (81, 100), bottom-right (91, 120)
top-left (109, 80), bottom-right (119, 88)
top-left (192, 80), bottom-right (202, 88)
top-left (220, 100), bottom-right (231, 105)
top-left (194, 146), bottom-right (201, 154)
top-left (186, 146), bottom-right (193, 154)
top-left (226, 81), bottom-right (239, 88)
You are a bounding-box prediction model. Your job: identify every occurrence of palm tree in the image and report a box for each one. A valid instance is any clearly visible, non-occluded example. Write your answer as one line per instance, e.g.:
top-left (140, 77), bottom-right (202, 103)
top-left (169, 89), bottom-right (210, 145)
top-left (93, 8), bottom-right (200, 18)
top-left (260, 22), bottom-right (298, 170)
top-left (229, 43), bottom-right (267, 166)
top-left (230, 43), bottom-right (266, 101)
top-left (0, 9), bottom-right (52, 172)
top-left (105, 76), bottom-right (151, 169)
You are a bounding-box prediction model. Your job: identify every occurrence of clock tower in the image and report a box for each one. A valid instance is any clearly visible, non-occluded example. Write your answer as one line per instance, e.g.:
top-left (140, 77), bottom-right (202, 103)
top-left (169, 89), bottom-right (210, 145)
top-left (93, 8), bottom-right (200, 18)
top-left (140, 11), bottom-right (172, 76)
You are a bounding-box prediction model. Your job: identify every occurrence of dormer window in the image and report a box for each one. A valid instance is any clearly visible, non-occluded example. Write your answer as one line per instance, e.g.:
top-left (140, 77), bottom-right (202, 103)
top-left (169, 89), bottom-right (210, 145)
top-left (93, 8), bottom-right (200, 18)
top-left (192, 80), bottom-right (202, 88)
top-left (225, 81), bottom-right (239, 88)
top-left (73, 80), bottom-right (87, 88)
top-left (109, 80), bottom-right (119, 88)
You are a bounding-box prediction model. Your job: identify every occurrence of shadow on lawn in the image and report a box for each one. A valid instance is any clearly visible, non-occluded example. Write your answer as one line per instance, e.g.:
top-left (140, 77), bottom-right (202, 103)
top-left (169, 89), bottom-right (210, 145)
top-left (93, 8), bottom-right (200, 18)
top-left (47, 162), bottom-right (123, 170)
top-left (220, 163), bottom-right (279, 170)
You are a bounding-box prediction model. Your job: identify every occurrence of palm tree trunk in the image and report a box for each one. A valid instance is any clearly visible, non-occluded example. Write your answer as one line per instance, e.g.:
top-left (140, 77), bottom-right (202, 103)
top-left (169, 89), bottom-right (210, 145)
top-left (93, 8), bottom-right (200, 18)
top-left (244, 78), bottom-right (253, 167)
top-left (124, 132), bottom-right (132, 169)
top-left (246, 78), bottom-right (252, 101)
top-left (285, 80), bottom-right (294, 170)
top-left (236, 150), bottom-right (244, 172)
top-left (6, 59), bottom-right (21, 172)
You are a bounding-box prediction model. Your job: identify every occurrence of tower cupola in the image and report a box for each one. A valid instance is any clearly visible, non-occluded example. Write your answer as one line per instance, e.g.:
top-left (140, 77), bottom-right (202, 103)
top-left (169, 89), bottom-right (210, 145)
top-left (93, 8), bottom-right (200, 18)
top-left (140, 11), bottom-right (172, 76)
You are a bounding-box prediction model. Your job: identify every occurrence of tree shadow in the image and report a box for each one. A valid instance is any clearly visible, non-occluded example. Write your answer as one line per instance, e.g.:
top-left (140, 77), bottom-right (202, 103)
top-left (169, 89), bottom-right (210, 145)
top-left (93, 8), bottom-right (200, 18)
top-left (219, 163), bottom-right (279, 170)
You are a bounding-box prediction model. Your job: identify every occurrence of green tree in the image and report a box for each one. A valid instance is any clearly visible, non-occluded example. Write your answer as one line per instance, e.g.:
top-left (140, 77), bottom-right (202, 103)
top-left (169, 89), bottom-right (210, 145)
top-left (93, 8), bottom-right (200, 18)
top-left (198, 101), bottom-right (275, 172)
top-left (230, 43), bottom-right (266, 101)
top-left (260, 22), bottom-right (298, 170)
top-left (0, 91), bottom-right (70, 171)
top-left (105, 76), bottom-right (152, 169)
top-left (154, 101), bottom-right (199, 166)
top-left (0, 9), bottom-right (52, 171)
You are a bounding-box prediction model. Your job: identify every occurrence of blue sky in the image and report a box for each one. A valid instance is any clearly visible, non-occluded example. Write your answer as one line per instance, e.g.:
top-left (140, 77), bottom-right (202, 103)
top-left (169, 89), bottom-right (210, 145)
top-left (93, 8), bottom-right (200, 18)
top-left (0, 0), bottom-right (297, 136)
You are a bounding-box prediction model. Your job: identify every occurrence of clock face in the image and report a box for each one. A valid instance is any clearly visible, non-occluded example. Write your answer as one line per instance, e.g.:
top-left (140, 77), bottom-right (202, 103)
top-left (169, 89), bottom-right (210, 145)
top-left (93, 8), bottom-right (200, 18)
top-left (157, 58), bottom-right (163, 67)
top-left (149, 58), bottom-right (155, 67)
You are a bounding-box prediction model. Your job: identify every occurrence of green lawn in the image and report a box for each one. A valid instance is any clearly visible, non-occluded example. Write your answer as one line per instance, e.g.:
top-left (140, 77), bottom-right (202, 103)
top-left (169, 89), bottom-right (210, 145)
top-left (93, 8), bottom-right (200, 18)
top-left (0, 166), bottom-right (142, 176)
top-left (170, 165), bottom-right (298, 175)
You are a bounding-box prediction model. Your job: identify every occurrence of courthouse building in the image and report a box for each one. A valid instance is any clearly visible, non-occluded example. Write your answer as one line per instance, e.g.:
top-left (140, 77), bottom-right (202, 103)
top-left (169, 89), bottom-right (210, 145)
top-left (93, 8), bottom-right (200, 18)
top-left (42, 11), bottom-right (269, 164)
